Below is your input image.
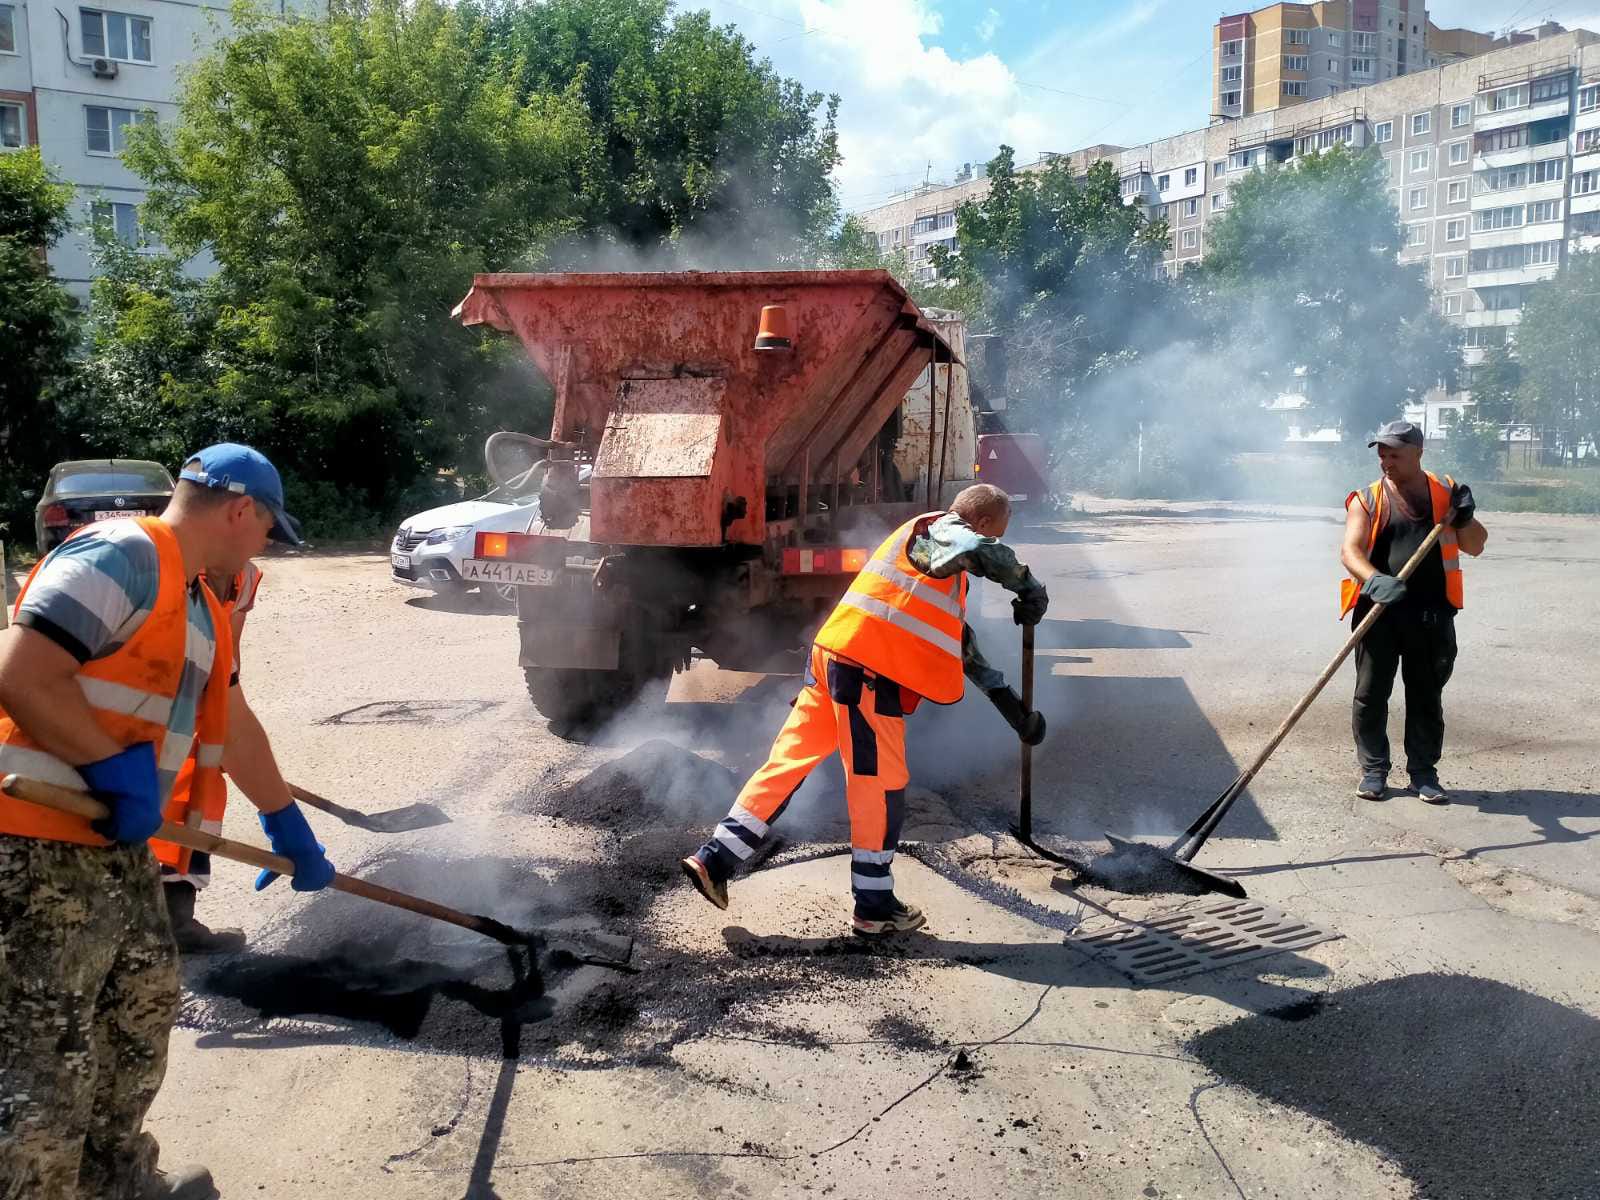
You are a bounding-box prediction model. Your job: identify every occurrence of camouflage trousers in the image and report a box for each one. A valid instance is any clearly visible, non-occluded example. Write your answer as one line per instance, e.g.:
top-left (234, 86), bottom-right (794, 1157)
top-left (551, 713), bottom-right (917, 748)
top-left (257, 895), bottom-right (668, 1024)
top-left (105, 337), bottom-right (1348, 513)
top-left (0, 835), bottom-right (179, 1200)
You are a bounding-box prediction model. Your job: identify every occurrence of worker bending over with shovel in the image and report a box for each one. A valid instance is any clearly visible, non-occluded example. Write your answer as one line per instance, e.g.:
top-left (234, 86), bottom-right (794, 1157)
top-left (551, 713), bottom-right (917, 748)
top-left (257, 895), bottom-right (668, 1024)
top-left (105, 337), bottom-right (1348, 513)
top-left (1342, 421), bottom-right (1488, 805)
top-left (0, 443), bottom-right (334, 1200)
top-left (682, 483), bottom-right (1048, 937)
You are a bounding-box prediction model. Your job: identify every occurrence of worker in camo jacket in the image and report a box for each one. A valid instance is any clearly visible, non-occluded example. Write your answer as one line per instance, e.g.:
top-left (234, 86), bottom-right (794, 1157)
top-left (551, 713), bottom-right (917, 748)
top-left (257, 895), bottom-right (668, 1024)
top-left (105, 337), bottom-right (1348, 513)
top-left (681, 483), bottom-right (1048, 937)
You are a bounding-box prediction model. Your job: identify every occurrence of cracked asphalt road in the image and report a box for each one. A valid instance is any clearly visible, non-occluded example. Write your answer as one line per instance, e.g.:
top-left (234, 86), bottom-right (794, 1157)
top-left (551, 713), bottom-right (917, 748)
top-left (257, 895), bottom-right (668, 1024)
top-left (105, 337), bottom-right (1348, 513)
top-left (134, 501), bottom-right (1600, 1198)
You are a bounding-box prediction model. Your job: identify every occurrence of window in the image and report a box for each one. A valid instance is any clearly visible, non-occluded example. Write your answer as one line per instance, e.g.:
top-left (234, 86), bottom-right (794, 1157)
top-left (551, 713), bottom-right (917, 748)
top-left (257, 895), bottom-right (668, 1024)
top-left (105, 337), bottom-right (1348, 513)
top-left (1155, 204), bottom-right (1168, 220)
top-left (1527, 199), bottom-right (1561, 223)
top-left (85, 105), bottom-right (153, 154)
top-left (1581, 85), bottom-right (1600, 114)
top-left (1229, 148), bottom-right (1261, 171)
top-left (1213, 160), bottom-right (1226, 177)
top-left (1474, 205), bottom-right (1524, 231)
top-left (1182, 229), bottom-right (1198, 250)
top-left (1445, 256), bottom-right (1465, 279)
top-left (1470, 247), bottom-right (1525, 273)
top-left (0, 102), bottom-right (22, 149)
top-left (1221, 91), bottom-right (1240, 108)
top-left (80, 8), bottom-right (152, 63)
top-left (1525, 240), bottom-right (1560, 267)
top-left (1352, 32), bottom-right (1375, 52)
top-left (1578, 128), bottom-right (1600, 155)
top-left (1447, 179), bottom-right (1467, 203)
top-left (1575, 169), bottom-right (1600, 197)
top-left (1212, 192), bottom-right (1226, 211)
top-left (1328, 32), bottom-right (1342, 48)
top-left (1221, 65), bottom-right (1241, 83)
top-left (1156, 173), bottom-right (1170, 191)
top-left (1446, 217), bottom-right (1466, 241)
top-left (1285, 28), bottom-right (1309, 45)
top-left (0, 3), bottom-right (15, 54)
top-left (1411, 112), bottom-right (1431, 136)
top-left (1406, 222), bottom-right (1427, 247)
top-left (1531, 159), bottom-right (1565, 183)
top-left (1351, 57), bottom-right (1373, 75)
top-left (1184, 166), bottom-right (1198, 187)
top-left (1442, 294), bottom-right (1463, 316)
top-left (1573, 210), bottom-right (1600, 235)
top-left (1374, 120), bottom-right (1393, 143)
top-left (1283, 81), bottom-right (1305, 97)
top-left (1448, 141), bottom-right (1469, 165)
top-left (1221, 39), bottom-right (1241, 57)
top-left (1285, 55), bottom-right (1308, 72)
top-left (1183, 197), bottom-right (1198, 217)
top-left (1409, 186), bottom-right (1428, 210)
top-left (1530, 75), bottom-right (1570, 103)
top-left (1478, 125), bottom-right (1528, 153)
top-left (1479, 84), bottom-right (1527, 114)
top-left (1410, 149), bottom-right (1430, 172)
top-left (1452, 103), bottom-right (1471, 128)
top-left (1328, 58), bottom-right (1340, 72)
top-left (91, 200), bottom-right (140, 245)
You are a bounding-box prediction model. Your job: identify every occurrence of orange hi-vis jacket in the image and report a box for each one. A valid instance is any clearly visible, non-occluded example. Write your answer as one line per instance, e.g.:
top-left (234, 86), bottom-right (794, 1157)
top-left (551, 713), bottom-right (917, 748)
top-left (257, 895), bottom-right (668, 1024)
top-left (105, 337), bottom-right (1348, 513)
top-left (0, 517), bottom-right (233, 866)
top-left (153, 561), bottom-right (261, 874)
top-left (815, 513), bottom-right (969, 705)
top-left (1340, 470), bottom-right (1463, 618)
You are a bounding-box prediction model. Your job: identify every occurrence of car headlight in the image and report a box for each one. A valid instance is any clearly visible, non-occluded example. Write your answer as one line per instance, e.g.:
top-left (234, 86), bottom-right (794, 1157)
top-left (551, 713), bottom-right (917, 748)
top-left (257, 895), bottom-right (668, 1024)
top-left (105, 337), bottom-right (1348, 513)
top-left (425, 524), bottom-right (473, 546)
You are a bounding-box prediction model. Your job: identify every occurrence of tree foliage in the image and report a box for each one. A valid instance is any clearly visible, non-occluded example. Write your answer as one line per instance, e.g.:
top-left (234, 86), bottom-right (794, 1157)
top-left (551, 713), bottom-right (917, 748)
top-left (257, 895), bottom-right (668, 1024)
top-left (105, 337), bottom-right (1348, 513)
top-left (1513, 248), bottom-right (1600, 460)
top-left (0, 150), bottom-right (80, 539)
top-left (1195, 145), bottom-right (1459, 438)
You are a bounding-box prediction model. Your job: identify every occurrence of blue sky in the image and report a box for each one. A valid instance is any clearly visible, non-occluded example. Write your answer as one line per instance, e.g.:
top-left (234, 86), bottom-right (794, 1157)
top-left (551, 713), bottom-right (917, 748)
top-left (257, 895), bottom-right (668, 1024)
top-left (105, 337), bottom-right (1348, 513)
top-left (692, 0), bottom-right (1600, 212)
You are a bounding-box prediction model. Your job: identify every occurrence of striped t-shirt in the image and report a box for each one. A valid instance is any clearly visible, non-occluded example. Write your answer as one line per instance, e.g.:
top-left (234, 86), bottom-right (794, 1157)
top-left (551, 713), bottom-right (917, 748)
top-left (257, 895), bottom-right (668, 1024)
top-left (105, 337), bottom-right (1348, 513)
top-left (15, 520), bottom-right (218, 803)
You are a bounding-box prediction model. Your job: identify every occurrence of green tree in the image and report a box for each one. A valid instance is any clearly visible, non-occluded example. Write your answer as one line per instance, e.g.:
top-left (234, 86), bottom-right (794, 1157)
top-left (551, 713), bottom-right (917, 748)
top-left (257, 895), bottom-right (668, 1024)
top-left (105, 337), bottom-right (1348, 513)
top-left (95, 0), bottom-right (590, 524)
top-left (0, 150), bottom-right (80, 543)
top-left (1467, 341), bottom-right (1520, 425)
top-left (1197, 145), bottom-right (1459, 438)
top-left (1513, 249), bottom-right (1600, 463)
top-left (463, 0), bottom-right (841, 264)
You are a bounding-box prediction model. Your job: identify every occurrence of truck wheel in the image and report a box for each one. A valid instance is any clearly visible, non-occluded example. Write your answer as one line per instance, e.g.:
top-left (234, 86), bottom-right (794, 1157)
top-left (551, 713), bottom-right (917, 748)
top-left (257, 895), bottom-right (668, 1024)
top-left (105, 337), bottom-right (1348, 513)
top-left (523, 663), bottom-right (668, 725)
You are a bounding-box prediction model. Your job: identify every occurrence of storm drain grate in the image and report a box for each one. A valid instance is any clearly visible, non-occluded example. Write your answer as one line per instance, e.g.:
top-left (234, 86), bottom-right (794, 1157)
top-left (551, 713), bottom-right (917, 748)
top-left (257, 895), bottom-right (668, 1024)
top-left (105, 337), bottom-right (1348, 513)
top-left (1067, 899), bottom-right (1339, 985)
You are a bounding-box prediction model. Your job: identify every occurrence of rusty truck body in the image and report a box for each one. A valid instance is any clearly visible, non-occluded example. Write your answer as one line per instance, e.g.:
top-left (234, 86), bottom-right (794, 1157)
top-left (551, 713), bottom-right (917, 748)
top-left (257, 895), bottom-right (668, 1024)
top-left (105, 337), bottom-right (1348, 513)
top-left (451, 270), bottom-right (972, 723)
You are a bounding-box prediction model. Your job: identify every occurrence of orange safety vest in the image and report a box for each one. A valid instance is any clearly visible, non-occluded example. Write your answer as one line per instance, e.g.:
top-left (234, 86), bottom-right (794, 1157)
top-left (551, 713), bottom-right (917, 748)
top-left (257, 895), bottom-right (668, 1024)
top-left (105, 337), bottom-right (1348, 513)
top-left (1339, 471), bottom-right (1463, 618)
top-left (815, 513), bottom-right (969, 705)
top-left (151, 561), bottom-right (261, 872)
top-left (0, 517), bottom-right (233, 865)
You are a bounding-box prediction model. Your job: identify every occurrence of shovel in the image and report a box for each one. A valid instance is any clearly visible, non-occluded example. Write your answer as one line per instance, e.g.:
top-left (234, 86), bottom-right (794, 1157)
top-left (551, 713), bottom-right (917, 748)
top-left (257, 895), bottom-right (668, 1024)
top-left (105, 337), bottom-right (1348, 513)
top-left (0, 774), bottom-right (591, 956)
top-left (288, 783), bottom-right (450, 834)
top-left (1008, 624), bottom-right (1077, 867)
top-left (1089, 516), bottom-right (1453, 899)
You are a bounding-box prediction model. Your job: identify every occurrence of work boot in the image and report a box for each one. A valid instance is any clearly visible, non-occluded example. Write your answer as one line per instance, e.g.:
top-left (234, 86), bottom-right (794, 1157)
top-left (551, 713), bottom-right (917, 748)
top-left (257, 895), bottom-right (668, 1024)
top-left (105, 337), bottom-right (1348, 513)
top-left (851, 898), bottom-right (926, 938)
top-left (1355, 770), bottom-right (1387, 801)
top-left (164, 883), bottom-right (247, 956)
top-left (680, 853), bottom-right (729, 910)
top-left (143, 1164), bottom-right (218, 1200)
top-left (1411, 775), bottom-right (1450, 805)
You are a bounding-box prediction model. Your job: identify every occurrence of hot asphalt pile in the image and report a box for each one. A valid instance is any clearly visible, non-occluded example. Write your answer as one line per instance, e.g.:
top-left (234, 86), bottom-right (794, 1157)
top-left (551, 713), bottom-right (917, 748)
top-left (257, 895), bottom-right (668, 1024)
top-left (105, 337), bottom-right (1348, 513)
top-left (1190, 972), bottom-right (1600, 1200)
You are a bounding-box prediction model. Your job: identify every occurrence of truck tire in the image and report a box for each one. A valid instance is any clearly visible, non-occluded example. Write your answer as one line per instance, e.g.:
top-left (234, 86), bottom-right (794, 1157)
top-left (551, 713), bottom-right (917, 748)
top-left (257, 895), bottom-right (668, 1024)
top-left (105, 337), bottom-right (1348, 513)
top-left (523, 662), bottom-right (668, 725)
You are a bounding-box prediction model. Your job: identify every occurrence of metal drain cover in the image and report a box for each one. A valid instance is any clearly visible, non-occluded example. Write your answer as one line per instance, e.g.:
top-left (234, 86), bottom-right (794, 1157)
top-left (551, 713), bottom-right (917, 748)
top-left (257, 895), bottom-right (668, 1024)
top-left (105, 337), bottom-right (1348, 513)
top-left (1068, 899), bottom-right (1339, 984)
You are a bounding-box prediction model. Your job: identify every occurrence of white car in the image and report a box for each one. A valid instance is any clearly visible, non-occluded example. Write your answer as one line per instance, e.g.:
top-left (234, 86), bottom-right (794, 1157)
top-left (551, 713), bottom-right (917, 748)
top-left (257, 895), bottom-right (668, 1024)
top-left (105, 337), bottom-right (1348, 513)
top-left (390, 490), bottom-right (541, 606)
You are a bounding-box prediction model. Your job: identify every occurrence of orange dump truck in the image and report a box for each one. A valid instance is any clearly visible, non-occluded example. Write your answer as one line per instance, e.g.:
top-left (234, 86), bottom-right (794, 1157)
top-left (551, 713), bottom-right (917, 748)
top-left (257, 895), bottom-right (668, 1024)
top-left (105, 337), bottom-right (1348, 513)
top-left (451, 270), bottom-right (969, 723)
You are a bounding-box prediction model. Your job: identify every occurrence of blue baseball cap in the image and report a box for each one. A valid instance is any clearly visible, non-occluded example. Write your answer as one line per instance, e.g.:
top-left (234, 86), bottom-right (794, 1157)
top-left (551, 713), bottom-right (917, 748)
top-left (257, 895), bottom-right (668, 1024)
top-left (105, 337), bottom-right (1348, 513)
top-left (178, 443), bottom-right (304, 546)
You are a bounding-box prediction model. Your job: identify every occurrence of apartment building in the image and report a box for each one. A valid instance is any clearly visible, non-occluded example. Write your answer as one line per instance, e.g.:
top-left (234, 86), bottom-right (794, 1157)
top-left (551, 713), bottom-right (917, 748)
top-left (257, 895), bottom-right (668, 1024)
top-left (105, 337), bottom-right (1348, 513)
top-left (0, 0), bottom-right (316, 296)
top-left (853, 27), bottom-right (1600, 415)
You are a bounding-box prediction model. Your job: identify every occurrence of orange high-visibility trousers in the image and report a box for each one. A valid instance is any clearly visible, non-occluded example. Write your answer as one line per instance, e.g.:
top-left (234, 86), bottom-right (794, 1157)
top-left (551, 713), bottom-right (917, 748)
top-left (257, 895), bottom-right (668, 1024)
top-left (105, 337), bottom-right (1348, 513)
top-left (694, 644), bottom-right (910, 915)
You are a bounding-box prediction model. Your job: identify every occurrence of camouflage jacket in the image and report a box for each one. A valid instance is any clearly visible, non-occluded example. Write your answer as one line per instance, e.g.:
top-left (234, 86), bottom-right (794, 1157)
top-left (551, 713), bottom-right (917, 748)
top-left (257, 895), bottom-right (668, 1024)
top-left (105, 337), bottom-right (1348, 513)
top-left (908, 513), bottom-right (1046, 692)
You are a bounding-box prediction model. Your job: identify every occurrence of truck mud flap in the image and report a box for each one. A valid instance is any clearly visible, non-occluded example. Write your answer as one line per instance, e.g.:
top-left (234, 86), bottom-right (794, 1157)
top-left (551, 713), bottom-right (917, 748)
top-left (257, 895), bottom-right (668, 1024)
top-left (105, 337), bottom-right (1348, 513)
top-left (519, 625), bottom-right (621, 671)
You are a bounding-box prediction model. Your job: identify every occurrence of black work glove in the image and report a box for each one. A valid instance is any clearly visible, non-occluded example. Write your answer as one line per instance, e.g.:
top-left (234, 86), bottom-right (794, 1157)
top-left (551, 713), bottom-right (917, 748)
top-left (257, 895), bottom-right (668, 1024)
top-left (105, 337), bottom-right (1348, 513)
top-left (985, 686), bottom-right (1047, 746)
top-left (1359, 574), bottom-right (1407, 606)
top-left (1449, 482), bottom-right (1476, 529)
top-left (1012, 587), bottom-right (1049, 627)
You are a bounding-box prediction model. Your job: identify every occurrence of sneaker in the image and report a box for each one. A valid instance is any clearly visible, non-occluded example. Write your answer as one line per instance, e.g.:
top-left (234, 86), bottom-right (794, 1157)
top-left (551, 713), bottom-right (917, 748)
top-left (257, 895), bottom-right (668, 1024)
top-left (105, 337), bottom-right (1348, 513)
top-left (143, 1165), bottom-right (218, 1200)
top-left (164, 884), bottom-right (246, 956)
top-left (1412, 777), bottom-right (1449, 805)
top-left (1355, 771), bottom-right (1388, 801)
top-left (679, 854), bottom-right (729, 910)
top-left (851, 899), bottom-right (926, 938)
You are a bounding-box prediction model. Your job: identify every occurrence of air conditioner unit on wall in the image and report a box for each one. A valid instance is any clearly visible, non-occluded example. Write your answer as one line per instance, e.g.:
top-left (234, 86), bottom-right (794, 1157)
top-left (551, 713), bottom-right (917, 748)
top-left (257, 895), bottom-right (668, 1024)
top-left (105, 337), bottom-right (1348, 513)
top-left (90, 57), bottom-right (118, 78)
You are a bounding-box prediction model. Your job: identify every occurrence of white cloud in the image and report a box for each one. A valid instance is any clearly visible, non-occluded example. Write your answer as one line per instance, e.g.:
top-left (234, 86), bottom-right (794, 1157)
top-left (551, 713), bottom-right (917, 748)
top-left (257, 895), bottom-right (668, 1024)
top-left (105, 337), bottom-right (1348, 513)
top-left (976, 7), bottom-right (1000, 43)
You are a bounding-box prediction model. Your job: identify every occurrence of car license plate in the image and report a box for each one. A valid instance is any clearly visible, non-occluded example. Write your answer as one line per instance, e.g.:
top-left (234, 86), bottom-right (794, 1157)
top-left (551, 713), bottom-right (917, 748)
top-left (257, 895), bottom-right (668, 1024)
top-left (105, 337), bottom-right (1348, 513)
top-left (94, 509), bottom-right (146, 521)
top-left (461, 558), bottom-right (556, 587)
top-left (391, 553), bottom-right (412, 570)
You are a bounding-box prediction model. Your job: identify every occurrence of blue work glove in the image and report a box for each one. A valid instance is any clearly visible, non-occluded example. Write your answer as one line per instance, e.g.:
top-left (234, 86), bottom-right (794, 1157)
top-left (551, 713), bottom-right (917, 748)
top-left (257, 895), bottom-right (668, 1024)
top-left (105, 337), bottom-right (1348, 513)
top-left (1012, 586), bottom-right (1049, 627)
top-left (1360, 573), bottom-right (1408, 606)
top-left (81, 742), bottom-right (163, 844)
top-left (254, 803), bottom-right (335, 892)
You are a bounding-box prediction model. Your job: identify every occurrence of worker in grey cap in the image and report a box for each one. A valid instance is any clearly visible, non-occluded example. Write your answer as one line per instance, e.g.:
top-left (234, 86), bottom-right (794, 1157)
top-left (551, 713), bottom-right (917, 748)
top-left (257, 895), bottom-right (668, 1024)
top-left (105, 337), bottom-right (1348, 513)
top-left (1338, 420), bottom-right (1488, 804)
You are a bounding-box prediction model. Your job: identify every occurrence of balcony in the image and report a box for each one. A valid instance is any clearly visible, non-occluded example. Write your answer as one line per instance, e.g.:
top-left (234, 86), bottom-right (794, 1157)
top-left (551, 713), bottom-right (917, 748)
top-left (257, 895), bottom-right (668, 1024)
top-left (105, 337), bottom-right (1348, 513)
top-left (1470, 178), bottom-right (1566, 211)
top-left (1470, 222), bottom-right (1564, 250)
top-left (1473, 138), bottom-right (1568, 172)
top-left (1571, 191), bottom-right (1600, 216)
top-left (1461, 307), bottom-right (1523, 327)
top-left (1467, 263), bottom-right (1558, 289)
top-left (1474, 95), bottom-right (1574, 135)
top-left (912, 224), bottom-right (955, 247)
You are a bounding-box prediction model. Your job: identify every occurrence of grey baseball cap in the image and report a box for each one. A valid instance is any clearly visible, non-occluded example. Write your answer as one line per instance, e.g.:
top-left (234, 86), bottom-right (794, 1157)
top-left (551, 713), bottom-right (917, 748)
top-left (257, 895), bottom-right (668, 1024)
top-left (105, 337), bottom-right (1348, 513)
top-left (1368, 420), bottom-right (1424, 449)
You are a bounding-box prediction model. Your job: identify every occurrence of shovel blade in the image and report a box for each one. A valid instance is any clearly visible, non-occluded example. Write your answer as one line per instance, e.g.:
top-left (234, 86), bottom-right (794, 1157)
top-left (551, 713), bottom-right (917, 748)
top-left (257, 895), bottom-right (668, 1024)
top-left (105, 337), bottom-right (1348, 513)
top-left (352, 803), bottom-right (452, 834)
top-left (1095, 834), bottom-right (1248, 900)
